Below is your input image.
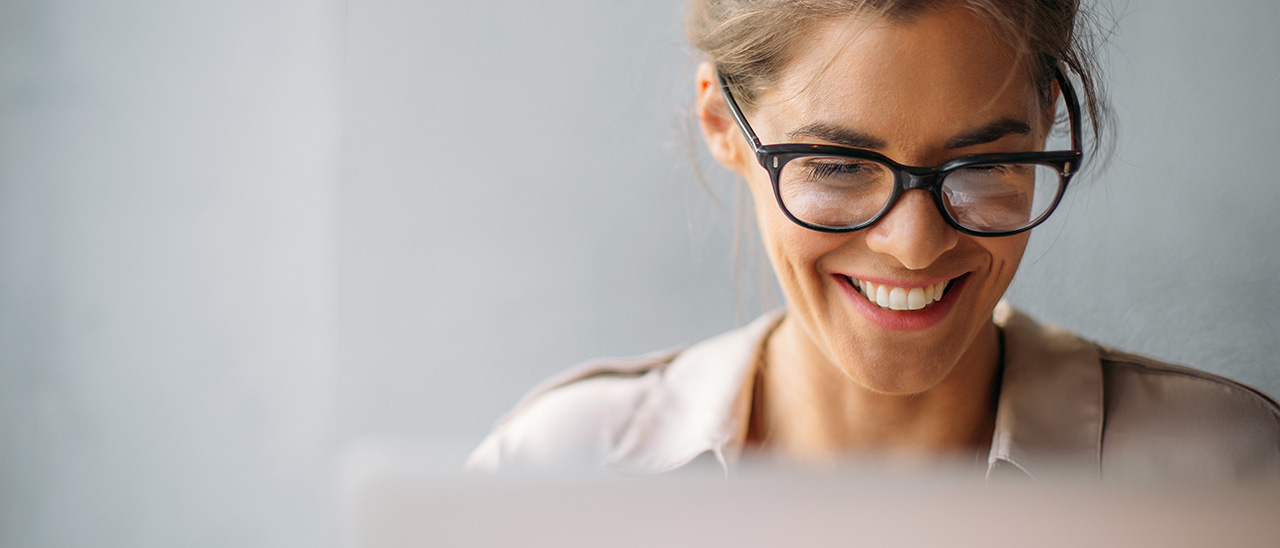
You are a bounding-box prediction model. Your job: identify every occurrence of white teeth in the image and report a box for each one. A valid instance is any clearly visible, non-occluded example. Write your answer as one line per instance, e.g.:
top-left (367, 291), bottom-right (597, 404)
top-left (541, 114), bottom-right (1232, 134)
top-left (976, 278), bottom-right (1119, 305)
top-left (850, 276), bottom-right (952, 311)
top-left (907, 287), bottom-right (927, 310)
top-left (889, 287), bottom-right (907, 310)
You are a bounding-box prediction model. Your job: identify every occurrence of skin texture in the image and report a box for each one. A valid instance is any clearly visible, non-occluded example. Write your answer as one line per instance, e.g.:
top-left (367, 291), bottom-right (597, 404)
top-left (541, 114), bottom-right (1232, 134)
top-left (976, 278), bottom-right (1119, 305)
top-left (696, 4), bottom-right (1054, 462)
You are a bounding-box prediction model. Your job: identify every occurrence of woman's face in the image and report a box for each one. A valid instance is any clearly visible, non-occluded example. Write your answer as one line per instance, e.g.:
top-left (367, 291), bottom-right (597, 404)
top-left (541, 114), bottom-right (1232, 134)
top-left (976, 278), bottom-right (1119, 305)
top-left (700, 5), bottom-right (1052, 394)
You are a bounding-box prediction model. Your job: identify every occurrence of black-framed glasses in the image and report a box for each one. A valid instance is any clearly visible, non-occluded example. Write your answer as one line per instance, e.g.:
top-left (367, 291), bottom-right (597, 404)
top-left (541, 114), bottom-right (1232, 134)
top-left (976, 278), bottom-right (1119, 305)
top-left (717, 64), bottom-right (1083, 237)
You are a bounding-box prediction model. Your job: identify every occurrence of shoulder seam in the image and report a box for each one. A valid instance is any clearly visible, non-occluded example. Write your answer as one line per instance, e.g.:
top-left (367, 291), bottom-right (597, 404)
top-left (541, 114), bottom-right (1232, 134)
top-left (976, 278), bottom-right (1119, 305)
top-left (492, 347), bottom-right (682, 430)
top-left (1098, 346), bottom-right (1280, 419)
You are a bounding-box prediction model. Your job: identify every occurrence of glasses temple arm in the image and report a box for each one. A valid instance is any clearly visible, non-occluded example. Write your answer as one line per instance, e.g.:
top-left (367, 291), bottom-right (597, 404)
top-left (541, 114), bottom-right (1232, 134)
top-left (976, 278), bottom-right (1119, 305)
top-left (716, 72), bottom-right (764, 153)
top-left (1053, 65), bottom-right (1085, 166)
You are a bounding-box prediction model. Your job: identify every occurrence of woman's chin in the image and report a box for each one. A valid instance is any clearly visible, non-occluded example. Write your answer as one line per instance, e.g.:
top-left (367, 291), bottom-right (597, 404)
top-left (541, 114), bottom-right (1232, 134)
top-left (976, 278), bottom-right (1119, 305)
top-left (836, 357), bottom-right (957, 396)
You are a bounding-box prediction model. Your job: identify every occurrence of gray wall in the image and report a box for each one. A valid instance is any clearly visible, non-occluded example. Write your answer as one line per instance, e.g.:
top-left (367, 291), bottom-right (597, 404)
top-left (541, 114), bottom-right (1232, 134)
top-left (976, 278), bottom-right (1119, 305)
top-left (2, 1), bottom-right (342, 546)
top-left (2, 0), bottom-right (1277, 545)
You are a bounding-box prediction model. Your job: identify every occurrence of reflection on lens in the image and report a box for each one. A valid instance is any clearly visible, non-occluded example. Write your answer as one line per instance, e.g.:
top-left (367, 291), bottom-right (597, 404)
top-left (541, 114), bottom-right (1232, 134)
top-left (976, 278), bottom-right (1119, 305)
top-left (941, 163), bottom-right (1061, 232)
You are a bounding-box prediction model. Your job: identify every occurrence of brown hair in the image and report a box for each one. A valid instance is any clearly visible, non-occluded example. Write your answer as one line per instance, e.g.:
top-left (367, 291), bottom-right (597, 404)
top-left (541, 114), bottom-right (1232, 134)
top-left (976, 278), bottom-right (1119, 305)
top-left (685, 0), bottom-right (1111, 159)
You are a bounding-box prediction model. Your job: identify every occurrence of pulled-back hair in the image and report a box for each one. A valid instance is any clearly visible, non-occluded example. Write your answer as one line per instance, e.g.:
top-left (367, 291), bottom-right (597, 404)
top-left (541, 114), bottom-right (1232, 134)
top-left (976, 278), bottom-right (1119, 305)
top-left (686, 0), bottom-right (1110, 159)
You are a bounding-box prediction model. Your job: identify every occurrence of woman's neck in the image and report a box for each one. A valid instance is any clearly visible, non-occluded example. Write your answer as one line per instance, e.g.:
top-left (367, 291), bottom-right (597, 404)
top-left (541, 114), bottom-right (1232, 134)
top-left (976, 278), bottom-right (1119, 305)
top-left (748, 315), bottom-right (1003, 465)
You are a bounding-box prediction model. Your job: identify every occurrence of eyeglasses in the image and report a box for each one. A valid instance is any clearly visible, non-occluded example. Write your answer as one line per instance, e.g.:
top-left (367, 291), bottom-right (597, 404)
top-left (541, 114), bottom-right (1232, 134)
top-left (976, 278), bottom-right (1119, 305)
top-left (717, 65), bottom-right (1083, 237)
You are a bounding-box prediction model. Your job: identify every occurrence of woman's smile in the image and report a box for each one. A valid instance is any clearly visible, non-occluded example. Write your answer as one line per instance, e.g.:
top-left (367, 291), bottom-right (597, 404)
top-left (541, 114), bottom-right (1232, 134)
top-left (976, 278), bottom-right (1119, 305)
top-left (834, 272), bottom-right (967, 331)
top-left (842, 274), bottom-right (958, 311)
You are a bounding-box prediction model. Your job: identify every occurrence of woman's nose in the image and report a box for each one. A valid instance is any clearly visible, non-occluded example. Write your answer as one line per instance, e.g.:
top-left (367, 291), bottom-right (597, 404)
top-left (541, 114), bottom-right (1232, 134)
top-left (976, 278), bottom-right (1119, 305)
top-left (863, 189), bottom-right (959, 270)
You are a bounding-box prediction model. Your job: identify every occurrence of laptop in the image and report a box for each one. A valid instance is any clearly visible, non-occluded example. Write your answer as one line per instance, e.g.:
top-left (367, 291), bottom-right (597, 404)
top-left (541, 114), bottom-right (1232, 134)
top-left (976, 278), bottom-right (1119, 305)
top-left (337, 440), bottom-right (1280, 548)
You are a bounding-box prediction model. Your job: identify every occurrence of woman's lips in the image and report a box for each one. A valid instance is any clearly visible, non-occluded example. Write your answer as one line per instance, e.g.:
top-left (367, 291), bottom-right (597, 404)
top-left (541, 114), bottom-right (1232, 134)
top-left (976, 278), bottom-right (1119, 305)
top-left (835, 273), bottom-right (968, 331)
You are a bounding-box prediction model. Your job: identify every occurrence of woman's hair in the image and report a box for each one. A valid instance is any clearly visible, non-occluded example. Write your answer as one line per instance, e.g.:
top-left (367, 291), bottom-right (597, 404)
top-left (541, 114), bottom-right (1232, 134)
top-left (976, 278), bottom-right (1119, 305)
top-left (685, 0), bottom-right (1111, 158)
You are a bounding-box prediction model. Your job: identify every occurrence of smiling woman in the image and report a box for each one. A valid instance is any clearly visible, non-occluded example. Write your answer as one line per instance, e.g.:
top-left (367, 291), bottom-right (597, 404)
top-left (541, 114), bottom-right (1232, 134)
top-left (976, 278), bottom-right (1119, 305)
top-left (466, 0), bottom-right (1280, 480)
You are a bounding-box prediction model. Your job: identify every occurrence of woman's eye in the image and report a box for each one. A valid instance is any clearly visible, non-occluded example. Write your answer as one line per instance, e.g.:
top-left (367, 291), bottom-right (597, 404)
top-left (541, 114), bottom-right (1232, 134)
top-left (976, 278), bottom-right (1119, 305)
top-left (781, 157), bottom-right (891, 195)
top-left (962, 164), bottom-right (1034, 176)
top-left (947, 164), bottom-right (1039, 197)
top-left (964, 165), bottom-right (1010, 175)
top-left (808, 160), bottom-right (873, 179)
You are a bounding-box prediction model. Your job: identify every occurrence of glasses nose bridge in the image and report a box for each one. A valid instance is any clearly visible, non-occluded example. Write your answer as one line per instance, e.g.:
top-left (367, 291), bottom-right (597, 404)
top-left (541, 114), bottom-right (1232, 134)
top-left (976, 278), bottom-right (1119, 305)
top-left (898, 165), bottom-right (945, 193)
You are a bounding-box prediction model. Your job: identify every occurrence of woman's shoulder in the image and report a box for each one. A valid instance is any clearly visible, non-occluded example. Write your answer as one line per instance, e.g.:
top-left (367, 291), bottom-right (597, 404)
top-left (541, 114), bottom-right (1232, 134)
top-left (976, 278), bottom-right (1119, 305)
top-left (464, 347), bottom-right (681, 473)
top-left (1097, 345), bottom-right (1280, 420)
top-left (994, 302), bottom-right (1280, 480)
top-left (466, 311), bottom-right (784, 473)
top-left (1094, 346), bottom-right (1280, 479)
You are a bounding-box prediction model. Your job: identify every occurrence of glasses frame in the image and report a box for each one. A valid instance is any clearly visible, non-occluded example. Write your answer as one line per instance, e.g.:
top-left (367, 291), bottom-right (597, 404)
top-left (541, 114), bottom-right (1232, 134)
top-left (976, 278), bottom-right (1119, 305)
top-left (717, 63), bottom-right (1084, 237)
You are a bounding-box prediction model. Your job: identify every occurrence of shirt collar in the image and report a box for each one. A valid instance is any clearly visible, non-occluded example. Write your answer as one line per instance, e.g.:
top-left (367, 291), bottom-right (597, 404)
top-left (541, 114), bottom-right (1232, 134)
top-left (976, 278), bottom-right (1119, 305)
top-left (606, 310), bottom-right (783, 474)
top-left (606, 302), bottom-right (1104, 482)
top-left (987, 301), bottom-right (1103, 482)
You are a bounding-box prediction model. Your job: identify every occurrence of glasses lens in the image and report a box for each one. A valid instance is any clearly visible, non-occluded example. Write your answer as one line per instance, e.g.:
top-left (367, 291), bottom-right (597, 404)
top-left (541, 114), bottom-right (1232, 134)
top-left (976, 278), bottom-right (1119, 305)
top-left (940, 163), bottom-right (1063, 233)
top-left (777, 155), bottom-right (895, 228)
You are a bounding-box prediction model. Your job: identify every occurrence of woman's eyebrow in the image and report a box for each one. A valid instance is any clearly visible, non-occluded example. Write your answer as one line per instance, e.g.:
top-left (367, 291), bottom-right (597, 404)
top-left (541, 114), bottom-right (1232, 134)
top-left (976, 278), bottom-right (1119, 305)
top-left (787, 122), bottom-right (887, 150)
top-left (946, 118), bottom-right (1032, 149)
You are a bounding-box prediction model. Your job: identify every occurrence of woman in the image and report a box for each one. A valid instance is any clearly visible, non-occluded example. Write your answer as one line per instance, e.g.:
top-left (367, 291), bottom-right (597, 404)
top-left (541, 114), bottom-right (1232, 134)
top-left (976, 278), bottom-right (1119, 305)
top-left (468, 0), bottom-right (1280, 480)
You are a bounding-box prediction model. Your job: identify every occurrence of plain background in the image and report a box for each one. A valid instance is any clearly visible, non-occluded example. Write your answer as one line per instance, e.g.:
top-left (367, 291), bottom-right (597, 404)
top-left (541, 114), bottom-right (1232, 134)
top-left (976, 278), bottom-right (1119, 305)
top-left (2, 0), bottom-right (1277, 546)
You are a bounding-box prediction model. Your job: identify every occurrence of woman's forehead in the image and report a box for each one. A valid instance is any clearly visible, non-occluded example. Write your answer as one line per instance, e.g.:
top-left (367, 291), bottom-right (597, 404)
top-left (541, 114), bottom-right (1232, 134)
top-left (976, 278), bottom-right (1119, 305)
top-left (763, 6), bottom-right (1038, 141)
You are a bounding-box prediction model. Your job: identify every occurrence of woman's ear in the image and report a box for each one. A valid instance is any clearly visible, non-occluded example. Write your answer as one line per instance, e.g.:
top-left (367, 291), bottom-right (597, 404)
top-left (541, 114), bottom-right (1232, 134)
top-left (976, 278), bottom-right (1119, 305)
top-left (696, 62), bottom-right (750, 173)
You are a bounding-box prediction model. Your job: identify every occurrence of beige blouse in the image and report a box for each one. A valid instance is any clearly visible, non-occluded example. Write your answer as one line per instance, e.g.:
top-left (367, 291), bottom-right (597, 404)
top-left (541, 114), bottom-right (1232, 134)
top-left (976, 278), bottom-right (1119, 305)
top-left (467, 302), bottom-right (1280, 481)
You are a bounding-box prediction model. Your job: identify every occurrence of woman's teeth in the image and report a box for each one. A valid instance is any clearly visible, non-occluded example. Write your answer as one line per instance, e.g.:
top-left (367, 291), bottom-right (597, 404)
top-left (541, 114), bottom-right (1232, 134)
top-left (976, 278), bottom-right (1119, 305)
top-left (850, 278), bottom-right (950, 311)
